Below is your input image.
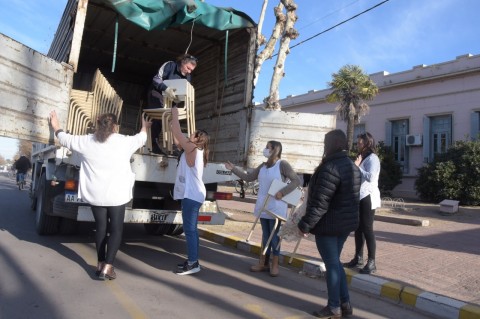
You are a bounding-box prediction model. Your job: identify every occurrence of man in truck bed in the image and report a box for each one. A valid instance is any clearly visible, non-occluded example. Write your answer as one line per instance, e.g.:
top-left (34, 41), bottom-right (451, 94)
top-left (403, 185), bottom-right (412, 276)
top-left (146, 54), bottom-right (198, 154)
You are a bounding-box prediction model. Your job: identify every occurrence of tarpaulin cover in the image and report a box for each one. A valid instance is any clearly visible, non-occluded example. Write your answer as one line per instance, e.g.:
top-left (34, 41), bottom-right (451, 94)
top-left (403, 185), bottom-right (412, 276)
top-left (104, 0), bottom-right (256, 31)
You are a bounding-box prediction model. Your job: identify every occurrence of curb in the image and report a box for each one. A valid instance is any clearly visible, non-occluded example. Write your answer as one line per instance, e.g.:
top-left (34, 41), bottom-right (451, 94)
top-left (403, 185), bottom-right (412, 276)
top-left (198, 228), bottom-right (480, 319)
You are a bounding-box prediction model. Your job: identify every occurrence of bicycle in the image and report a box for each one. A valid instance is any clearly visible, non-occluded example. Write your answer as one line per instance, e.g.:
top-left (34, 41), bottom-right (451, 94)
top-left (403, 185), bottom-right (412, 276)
top-left (17, 172), bottom-right (26, 190)
top-left (234, 179), bottom-right (259, 196)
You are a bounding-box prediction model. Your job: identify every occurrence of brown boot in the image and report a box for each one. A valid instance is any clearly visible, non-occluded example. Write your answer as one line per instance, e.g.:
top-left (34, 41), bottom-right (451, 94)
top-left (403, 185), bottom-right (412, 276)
top-left (250, 254), bottom-right (270, 272)
top-left (270, 256), bottom-right (279, 277)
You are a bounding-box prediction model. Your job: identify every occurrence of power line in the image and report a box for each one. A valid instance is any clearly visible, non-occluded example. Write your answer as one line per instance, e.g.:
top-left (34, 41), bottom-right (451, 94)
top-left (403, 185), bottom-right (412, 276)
top-left (271, 0), bottom-right (391, 57)
top-left (297, 0), bottom-right (360, 31)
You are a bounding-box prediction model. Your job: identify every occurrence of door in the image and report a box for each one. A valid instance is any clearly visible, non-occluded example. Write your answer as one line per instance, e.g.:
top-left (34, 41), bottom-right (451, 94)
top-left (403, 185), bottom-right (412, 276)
top-left (0, 33), bottom-right (73, 145)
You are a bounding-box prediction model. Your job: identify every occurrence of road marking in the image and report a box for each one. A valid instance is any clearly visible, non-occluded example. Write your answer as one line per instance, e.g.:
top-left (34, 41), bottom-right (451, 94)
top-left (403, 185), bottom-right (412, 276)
top-left (75, 243), bottom-right (149, 319)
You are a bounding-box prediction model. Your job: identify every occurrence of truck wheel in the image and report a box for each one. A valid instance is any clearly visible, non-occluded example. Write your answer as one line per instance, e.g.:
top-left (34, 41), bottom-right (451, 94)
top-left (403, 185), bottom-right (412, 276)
top-left (144, 224), bottom-right (171, 235)
top-left (35, 173), bottom-right (59, 235)
top-left (168, 224), bottom-right (184, 236)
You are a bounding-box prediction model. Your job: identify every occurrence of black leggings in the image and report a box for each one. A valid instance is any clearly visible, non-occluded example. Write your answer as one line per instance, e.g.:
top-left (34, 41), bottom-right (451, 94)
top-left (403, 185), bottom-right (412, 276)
top-left (91, 205), bottom-right (125, 264)
top-left (354, 195), bottom-right (376, 260)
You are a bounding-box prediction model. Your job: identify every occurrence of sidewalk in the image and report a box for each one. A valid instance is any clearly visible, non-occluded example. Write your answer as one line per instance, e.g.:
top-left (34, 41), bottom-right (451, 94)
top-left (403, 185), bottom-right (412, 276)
top-left (199, 193), bottom-right (480, 319)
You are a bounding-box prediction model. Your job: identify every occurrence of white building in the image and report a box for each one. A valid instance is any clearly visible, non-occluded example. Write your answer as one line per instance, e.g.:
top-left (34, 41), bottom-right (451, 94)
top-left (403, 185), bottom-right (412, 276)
top-left (277, 54), bottom-right (480, 199)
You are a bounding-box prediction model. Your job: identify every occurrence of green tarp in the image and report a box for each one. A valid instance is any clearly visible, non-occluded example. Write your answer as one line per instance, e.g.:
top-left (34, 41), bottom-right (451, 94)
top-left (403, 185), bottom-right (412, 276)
top-left (105, 0), bottom-right (256, 31)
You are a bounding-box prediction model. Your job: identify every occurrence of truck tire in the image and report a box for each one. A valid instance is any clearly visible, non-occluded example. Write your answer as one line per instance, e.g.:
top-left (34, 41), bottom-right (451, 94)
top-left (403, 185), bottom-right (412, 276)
top-left (143, 223), bottom-right (171, 235)
top-left (35, 173), bottom-right (59, 235)
top-left (168, 224), bottom-right (184, 236)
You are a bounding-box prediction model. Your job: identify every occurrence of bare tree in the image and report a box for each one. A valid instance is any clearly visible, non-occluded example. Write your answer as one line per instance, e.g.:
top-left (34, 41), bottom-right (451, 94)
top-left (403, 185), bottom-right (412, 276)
top-left (264, 0), bottom-right (298, 110)
top-left (253, 1), bottom-right (285, 88)
top-left (16, 139), bottom-right (33, 159)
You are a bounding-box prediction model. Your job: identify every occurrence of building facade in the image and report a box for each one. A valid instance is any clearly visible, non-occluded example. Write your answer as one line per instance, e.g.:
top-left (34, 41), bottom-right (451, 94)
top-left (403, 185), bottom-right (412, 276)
top-left (277, 54), bottom-right (480, 199)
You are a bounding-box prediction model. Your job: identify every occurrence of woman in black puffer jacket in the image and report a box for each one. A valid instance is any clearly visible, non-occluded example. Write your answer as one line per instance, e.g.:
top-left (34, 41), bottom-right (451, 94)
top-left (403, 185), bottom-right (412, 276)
top-left (298, 129), bottom-right (361, 319)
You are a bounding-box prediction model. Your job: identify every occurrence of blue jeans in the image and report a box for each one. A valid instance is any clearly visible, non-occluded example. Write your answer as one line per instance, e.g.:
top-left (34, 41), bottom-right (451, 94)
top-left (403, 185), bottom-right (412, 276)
top-left (315, 233), bottom-right (350, 308)
top-left (260, 218), bottom-right (281, 256)
top-left (182, 198), bottom-right (202, 263)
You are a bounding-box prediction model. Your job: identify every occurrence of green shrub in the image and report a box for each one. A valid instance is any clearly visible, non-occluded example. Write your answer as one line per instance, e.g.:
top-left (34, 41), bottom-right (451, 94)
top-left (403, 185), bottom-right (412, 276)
top-left (376, 142), bottom-right (403, 197)
top-left (415, 139), bottom-right (480, 205)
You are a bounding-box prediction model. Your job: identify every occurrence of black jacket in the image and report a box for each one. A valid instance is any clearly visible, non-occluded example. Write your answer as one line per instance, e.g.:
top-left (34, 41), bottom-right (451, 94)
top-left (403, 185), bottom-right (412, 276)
top-left (13, 156), bottom-right (31, 174)
top-left (298, 150), bottom-right (361, 236)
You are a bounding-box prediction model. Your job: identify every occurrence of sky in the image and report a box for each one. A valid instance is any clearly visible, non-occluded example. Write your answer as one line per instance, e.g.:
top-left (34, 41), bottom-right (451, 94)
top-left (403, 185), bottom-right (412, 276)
top-left (1, 0), bottom-right (479, 159)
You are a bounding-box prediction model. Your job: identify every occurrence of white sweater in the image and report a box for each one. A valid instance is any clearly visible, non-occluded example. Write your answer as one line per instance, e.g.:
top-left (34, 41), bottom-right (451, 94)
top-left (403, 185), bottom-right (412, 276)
top-left (57, 131), bottom-right (146, 206)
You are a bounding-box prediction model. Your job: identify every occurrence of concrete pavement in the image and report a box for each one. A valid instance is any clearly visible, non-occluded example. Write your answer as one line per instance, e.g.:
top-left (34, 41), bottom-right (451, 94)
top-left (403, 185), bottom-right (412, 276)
top-left (199, 192), bottom-right (480, 319)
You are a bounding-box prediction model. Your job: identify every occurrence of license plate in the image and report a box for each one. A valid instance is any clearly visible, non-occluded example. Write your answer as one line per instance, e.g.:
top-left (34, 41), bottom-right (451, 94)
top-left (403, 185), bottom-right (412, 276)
top-left (150, 213), bottom-right (167, 223)
top-left (65, 191), bottom-right (85, 203)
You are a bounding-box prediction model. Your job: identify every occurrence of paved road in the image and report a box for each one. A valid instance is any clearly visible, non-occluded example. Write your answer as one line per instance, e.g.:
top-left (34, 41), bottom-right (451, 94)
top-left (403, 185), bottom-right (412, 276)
top-left (202, 188), bottom-right (480, 318)
top-left (0, 175), bottom-right (434, 319)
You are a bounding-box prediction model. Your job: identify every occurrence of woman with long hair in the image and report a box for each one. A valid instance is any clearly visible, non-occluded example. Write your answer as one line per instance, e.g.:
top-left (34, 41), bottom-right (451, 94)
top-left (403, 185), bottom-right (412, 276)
top-left (49, 111), bottom-right (151, 280)
top-left (298, 129), bottom-right (361, 318)
top-left (170, 106), bottom-right (209, 275)
top-left (343, 132), bottom-right (381, 274)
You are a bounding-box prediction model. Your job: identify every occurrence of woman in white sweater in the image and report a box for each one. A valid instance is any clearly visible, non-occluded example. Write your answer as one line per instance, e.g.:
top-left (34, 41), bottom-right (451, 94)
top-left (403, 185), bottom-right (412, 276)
top-left (343, 132), bottom-right (381, 274)
top-left (49, 110), bottom-right (151, 280)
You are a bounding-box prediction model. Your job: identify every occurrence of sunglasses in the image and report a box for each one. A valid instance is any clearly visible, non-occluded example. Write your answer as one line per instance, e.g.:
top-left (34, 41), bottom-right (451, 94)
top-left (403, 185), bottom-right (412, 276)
top-left (185, 55), bottom-right (198, 62)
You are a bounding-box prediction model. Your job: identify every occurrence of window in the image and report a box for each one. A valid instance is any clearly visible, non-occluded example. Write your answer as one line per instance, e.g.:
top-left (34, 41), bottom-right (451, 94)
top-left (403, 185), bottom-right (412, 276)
top-left (471, 111), bottom-right (480, 140)
top-left (391, 120), bottom-right (409, 173)
top-left (430, 115), bottom-right (452, 159)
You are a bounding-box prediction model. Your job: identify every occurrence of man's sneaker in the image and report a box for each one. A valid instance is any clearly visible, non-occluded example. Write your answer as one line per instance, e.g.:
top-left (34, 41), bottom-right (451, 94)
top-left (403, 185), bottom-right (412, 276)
top-left (175, 261), bottom-right (200, 275)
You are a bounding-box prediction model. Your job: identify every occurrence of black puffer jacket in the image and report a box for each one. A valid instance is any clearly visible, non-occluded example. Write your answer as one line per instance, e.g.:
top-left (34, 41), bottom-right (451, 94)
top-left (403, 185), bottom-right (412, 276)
top-left (298, 150), bottom-right (361, 236)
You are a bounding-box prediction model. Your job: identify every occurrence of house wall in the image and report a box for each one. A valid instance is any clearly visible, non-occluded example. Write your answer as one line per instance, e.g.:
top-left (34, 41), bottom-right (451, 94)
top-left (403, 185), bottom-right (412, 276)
top-left (276, 54), bottom-right (480, 199)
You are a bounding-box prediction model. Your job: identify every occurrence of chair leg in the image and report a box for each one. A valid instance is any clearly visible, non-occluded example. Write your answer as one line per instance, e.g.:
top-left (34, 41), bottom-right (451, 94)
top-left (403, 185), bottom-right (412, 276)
top-left (246, 196), bottom-right (270, 242)
top-left (246, 213), bottom-right (261, 242)
top-left (262, 218), bottom-right (279, 255)
top-left (289, 237), bottom-right (303, 264)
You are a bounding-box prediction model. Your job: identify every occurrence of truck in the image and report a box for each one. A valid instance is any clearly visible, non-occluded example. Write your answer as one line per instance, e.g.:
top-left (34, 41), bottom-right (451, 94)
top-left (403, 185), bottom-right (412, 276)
top-left (0, 0), bottom-right (335, 236)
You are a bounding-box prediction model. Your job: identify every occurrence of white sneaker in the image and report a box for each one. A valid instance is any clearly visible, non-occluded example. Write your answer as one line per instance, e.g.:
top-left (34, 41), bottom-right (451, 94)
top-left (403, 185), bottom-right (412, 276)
top-left (175, 261), bottom-right (200, 275)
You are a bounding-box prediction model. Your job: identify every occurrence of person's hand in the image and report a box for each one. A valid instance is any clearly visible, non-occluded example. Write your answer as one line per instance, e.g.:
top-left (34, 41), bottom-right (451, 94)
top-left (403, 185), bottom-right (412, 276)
top-left (141, 112), bottom-right (152, 130)
top-left (225, 161), bottom-right (234, 170)
top-left (355, 154), bottom-right (362, 166)
top-left (275, 191), bottom-right (283, 200)
top-left (164, 87), bottom-right (177, 100)
top-left (297, 228), bottom-right (308, 238)
top-left (49, 110), bottom-right (60, 131)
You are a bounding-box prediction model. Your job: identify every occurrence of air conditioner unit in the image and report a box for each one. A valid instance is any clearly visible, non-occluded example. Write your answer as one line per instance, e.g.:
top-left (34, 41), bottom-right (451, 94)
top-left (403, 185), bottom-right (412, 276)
top-left (406, 134), bottom-right (422, 146)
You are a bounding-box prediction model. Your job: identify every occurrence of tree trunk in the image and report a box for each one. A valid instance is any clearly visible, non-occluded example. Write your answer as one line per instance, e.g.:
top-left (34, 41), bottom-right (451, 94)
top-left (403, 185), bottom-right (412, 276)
top-left (347, 112), bottom-right (355, 151)
top-left (253, 2), bottom-right (285, 87)
top-left (257, 0), bottom-right (269, 47)
top-left (264, 0), bottom-right (298, 110)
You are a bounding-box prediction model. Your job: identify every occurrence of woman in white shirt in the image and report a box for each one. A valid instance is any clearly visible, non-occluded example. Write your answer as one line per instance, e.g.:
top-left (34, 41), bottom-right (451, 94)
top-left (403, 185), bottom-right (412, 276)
top-left (343, 132), bottom-right (381, 274)
top-left (49, 111), bottom-right (151, 280)
top-left (225, 141), bottom-right (301, 277)
top-left (170, 107), bottom-right (209, 275)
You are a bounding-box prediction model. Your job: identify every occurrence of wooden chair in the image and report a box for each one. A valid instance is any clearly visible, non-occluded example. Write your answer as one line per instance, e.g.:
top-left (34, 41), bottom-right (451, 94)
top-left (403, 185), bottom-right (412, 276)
top-left (143, 79), bottom-right (195, 154)
top-left (245, 179), bottom-right (303, 256)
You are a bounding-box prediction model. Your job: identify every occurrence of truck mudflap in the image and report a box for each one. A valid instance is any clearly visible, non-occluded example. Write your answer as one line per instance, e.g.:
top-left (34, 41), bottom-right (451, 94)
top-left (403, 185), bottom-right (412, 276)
top-left (76, 201), bottom-right (226, 225)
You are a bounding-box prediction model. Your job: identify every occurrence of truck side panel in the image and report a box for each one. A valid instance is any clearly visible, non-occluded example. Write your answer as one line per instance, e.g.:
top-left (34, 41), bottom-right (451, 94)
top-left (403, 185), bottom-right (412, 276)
top-left (247, 109), bottom-right (336, 174)
top-left (0, 33), bottom-right (73, 144)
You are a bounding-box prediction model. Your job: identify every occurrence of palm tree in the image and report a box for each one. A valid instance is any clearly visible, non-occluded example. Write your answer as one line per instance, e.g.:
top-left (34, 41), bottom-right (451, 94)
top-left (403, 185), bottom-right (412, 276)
top-left (326, 65), bottom-right (379, 150)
